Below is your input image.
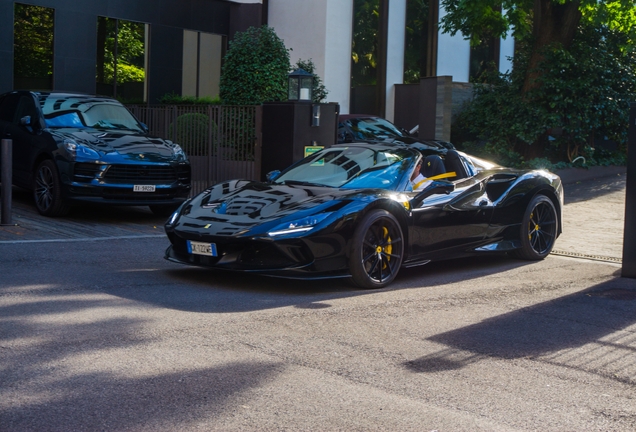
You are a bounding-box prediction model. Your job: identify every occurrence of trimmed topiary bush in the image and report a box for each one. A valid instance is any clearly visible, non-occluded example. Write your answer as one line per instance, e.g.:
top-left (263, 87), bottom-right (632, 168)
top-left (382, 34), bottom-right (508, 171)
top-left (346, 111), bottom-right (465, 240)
top-left (220, 26), bottom-right (291, 105)
top-left (169, 113), bottom-right (215, 156)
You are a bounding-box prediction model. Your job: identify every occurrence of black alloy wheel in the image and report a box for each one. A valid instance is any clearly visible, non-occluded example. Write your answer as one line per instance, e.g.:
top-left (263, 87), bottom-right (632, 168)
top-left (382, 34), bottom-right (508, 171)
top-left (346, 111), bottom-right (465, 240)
top-left (513, 194), bottom-right (558, 260)
top-left (33, 160), bottom-right (70, 217)
top-left (349, 209), bottom-right (404, 289)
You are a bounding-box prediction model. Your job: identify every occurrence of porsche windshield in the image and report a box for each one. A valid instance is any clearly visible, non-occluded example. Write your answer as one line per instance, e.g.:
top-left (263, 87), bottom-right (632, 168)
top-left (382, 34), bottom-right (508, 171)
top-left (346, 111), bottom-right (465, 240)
top-left (40, 96), bottom-right (144, 132)
top-left (344, 117), bottom-right (405, 140)
top-left (274, 146), bottom-right (415, 190)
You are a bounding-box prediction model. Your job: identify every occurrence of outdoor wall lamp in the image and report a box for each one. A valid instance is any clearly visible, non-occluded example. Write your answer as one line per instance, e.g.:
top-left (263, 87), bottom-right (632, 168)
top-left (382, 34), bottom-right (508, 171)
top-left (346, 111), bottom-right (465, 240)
top-left (288, 68), bottom-right (313, 102)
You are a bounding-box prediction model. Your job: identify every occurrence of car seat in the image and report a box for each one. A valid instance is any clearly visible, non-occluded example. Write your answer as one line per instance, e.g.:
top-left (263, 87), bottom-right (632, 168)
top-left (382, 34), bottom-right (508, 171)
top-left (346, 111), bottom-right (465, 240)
top-left (444, 150), bottom-right (468, 180)
top-left (423, 155), bottom-right (446, 178)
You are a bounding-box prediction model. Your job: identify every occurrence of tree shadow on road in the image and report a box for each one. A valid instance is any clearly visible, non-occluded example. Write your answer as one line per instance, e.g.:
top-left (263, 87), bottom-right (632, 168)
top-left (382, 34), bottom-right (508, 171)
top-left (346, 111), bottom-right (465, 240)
top-left (404, 271), bottom-right (636, 385)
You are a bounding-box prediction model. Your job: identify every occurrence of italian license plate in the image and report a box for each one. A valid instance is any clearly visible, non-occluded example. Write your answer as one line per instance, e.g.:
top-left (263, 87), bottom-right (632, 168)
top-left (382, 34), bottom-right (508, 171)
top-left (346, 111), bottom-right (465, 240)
top-left (187, 240), bottom-right (217, 257)
top-left (133, 185), bottom-right (156, 192)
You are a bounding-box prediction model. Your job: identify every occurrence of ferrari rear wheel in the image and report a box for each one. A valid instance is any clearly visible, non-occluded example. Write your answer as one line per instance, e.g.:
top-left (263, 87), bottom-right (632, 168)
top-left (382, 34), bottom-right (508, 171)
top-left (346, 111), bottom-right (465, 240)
top-left (349, 209), bottom-right (404, 289)
top-left (33, 160), bottom-right (70, 217)
top-left (513, 194), bottom-right (558, 260)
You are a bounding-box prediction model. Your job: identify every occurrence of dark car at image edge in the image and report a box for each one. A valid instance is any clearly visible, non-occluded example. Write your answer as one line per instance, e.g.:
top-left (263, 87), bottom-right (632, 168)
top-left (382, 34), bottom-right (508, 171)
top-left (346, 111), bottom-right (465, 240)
top-left (0, 90), bottom-right (191, 216)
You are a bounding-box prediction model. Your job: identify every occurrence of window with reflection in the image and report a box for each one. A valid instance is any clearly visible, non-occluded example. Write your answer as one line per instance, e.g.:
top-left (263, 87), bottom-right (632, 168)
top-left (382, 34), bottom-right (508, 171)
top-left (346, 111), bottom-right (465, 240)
top-left (351, 0), bottom-right (381, 115)
top-left (96, 17), bottom-right (147, 102)
top-left (13, 3), bottom-right (54, 90)
top-left (404, 0), bottom-right (438, 84)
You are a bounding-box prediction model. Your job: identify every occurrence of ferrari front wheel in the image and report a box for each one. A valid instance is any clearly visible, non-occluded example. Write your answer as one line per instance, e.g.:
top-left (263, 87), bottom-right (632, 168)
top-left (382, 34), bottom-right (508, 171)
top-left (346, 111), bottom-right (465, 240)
top-left (513, 194), bottom-right (558, 260)
top-left (349, 209), bottom-right (404, 289)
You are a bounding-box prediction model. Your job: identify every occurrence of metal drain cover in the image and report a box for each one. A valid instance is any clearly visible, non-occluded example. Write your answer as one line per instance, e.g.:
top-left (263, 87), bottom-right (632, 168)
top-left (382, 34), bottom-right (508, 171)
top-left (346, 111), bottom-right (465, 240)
top-left (551, 250), bottom-right (622, 263)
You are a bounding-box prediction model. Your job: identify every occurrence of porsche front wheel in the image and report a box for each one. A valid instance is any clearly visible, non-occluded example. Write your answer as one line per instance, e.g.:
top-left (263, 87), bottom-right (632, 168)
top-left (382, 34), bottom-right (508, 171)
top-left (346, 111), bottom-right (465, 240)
top-left (33, 160), bottom-right (70, 217)
top-left (349, 209), bottom-right (404, 289)
top-left (513, 194), bottom-right (558, 260)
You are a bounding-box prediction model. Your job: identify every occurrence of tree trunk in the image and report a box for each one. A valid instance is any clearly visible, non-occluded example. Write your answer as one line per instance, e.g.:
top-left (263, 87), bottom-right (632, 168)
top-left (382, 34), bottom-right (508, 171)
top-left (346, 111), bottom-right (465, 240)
top-left (516, 0), bottom-right (582, 160)
top-left (522, 0), bottom-right (582, 95)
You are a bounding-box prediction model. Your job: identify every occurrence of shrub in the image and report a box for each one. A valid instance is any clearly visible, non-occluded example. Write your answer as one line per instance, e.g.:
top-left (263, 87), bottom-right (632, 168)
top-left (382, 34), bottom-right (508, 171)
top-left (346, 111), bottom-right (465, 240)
top-left (452, 24), bottom-right (635, 167)
top-left (219, 26), bottom-right (291, 105)
top-left (159, 93), bottom-right (222, 105)
top-left (168, 113), bottom-right (215, 156)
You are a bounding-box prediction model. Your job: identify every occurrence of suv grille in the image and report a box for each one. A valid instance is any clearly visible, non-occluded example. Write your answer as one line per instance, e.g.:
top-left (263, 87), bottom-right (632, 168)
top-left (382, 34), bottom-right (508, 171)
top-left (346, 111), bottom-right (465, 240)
top-left (104, 165), bottom-right (178, 184)
top-left (73, 163), bottom-right (102, 182)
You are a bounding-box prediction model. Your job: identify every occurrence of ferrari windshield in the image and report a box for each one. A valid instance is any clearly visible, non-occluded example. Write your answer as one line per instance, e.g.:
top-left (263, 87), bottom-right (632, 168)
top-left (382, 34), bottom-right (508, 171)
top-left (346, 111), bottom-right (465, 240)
top-left (39, 95), bottom-right (144, 132)
top-left (274, 146), bottom-right (416, 190)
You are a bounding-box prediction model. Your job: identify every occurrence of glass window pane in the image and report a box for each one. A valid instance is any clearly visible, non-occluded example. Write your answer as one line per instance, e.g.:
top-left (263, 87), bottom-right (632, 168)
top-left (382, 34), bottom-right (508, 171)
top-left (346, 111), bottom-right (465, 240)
top-left (403, 0), bottom-right (430, 84)
top-left (96, 17), bottom-right (147, 102)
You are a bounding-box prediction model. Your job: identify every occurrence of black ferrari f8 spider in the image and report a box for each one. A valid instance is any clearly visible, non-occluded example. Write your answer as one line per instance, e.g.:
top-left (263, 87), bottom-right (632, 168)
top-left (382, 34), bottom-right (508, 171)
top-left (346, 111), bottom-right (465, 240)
top-left (164, 141), bottom-right (563, 288)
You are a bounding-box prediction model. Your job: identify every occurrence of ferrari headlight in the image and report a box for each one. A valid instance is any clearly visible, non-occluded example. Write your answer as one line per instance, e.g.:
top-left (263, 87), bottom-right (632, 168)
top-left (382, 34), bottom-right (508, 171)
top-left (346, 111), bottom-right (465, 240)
top-left (166, 199), bottom-right (191, 226)
top-left (268, 212), bottom-right (332, 237)
top-left (167, 209), bottom-right (180, 226)
top-left (64, 140), bottom-right (100, 160)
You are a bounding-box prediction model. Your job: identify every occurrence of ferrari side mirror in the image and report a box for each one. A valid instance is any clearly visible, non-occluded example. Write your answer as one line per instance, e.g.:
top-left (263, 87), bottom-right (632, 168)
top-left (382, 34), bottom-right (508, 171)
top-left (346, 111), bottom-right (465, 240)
top-left (266, 170), bottom-right (281, 182)
top-left (410, 181), bottom-right (455, 207)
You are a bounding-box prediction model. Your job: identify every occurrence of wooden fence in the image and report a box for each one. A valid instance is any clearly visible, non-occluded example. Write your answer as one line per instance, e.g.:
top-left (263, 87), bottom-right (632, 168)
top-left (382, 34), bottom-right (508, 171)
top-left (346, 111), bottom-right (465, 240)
top-left (127, 104), bottom-right (261, 196)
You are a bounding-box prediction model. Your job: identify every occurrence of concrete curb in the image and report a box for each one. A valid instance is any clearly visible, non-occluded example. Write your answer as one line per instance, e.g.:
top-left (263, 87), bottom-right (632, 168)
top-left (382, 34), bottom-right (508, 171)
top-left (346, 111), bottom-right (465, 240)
top-left (554, 165), bottom-right (626, 185)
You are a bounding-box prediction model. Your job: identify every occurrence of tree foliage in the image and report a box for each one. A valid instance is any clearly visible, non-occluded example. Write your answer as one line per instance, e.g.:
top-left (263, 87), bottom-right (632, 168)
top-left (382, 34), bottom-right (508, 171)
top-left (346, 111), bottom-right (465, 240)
top-left (454, 23), bottom-right (636, 166)
top-left (445, 0), bottom-right (636, 164)
top-left (220, 26), bottom-right (291, 105)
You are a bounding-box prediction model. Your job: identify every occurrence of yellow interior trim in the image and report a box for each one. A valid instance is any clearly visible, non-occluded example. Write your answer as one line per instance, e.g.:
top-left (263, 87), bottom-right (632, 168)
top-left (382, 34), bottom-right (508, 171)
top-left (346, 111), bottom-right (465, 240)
top-left (413, 171), bottom-right (456, 190)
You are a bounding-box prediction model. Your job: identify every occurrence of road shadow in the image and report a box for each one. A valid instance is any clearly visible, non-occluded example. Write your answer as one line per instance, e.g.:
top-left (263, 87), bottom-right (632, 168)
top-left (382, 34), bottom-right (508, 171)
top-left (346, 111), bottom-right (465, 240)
top-left (563, 174), bottom-right (626, 205)
top-left (2, 356), bottom-right (283, 430)
top-left (404, 270), bottom-right (636, 384)
top-left (107, 253), bottom-right (534, 313)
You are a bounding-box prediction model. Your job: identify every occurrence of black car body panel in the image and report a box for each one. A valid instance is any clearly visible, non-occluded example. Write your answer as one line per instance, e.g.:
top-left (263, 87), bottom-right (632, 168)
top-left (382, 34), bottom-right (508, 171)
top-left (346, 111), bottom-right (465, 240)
top-left (164, 141), bottom-right (564, 285)
top-left (0, 91), bottom-right (191, 213)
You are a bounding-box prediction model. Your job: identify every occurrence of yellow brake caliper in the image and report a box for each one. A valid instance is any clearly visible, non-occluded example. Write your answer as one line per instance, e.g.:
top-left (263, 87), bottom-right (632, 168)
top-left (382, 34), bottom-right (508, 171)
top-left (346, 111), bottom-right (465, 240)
top-left (380, 226), bottom-right (392, 269)
top-left (529, 211), bottom-right (539, 240)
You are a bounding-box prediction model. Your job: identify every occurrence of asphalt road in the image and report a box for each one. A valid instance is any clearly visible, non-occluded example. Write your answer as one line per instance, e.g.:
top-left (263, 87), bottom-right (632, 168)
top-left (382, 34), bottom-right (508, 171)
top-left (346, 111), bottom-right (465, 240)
top-left (1, 175), bottom-right (635, 431)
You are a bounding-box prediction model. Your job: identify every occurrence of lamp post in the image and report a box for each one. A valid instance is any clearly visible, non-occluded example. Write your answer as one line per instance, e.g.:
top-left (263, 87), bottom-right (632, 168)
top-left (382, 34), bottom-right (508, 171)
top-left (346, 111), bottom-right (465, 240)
top-left (288, 69), bottom-right (313, 102)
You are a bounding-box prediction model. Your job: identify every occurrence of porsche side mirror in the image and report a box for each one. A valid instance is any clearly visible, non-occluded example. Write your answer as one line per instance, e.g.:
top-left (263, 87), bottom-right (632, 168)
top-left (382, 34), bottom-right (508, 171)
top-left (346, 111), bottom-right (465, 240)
top-left (20, 115), bottom-right (41, 134)
top-left (20, 115), bottom-right (31, 126)
top-left (266, 170), bottom-right (281, 182)
top-left (410, 181), bottom-right (455, 207)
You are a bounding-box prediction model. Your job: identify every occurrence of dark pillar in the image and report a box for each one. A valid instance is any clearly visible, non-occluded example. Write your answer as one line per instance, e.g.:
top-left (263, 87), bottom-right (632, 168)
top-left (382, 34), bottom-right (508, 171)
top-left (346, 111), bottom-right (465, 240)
top-left (261, 102), bottom-right (339, 180)
top-left (419, 76), bottom-right (452, 141)
top-left (1, 139), bottom-right (12, 225)
top-left (623, 103), bottom-right (636, 278)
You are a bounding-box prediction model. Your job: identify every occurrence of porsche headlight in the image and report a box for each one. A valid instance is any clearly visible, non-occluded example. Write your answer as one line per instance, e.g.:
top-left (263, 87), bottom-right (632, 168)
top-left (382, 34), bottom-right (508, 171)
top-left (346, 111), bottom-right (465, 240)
top-left (268, 213), bottom-right (332, 237)
top-left (64, 140), bottom-right (100, 160)
top-left (172, 144), bottom-right (186, 158)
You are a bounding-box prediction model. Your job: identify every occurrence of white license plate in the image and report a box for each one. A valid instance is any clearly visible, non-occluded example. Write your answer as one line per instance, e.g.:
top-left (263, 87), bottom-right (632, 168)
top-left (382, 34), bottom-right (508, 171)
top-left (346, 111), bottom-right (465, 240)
top-left (133, 185), bottom-right (156, 192)
top-left (187, 240), bottom-right (217, 257)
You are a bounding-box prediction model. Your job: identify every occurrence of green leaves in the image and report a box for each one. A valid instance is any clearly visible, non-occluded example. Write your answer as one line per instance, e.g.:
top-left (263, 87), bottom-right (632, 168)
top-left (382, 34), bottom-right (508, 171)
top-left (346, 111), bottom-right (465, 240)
top-left (219, 26), bottom-right (291, 105)
top-left (454, 22), bottom-right (635, 167)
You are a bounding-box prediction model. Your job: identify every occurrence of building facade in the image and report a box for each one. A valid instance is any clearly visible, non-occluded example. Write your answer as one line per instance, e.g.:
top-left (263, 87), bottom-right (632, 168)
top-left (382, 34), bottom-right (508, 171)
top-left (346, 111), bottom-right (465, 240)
top-left (1, 0), bottom-right (514, 121)
top-left (0, 0), bottom-right (261, 102)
